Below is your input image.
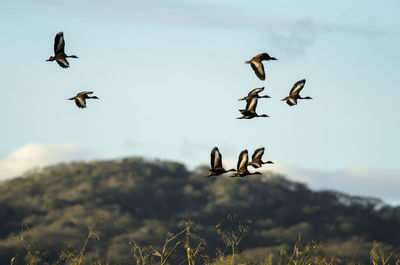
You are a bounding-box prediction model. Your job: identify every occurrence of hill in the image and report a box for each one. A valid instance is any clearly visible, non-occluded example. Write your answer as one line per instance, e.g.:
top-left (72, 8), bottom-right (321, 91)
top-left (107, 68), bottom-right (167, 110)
top-left (0, 157), bottom-right (399, 264)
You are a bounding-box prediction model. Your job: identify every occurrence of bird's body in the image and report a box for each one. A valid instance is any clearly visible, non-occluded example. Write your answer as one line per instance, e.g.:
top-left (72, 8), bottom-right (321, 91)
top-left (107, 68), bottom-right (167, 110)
top-left (238, 87), bottom-right (271, 101)
top-left (206, 147), bottom-right (236, 177)
top-left (68, 91), bottom-right (99, 108)
top-left (237, 96), bottom-right (269, 119)
top-left (47, 32), bottom-right (78, 68)
top-left (249, 147), bottom-right (274, 168)
top-left (281, 79), bottom-right (312, 106)
top-left (245, 53), bottom-right (277, 80)
top-left (237, 111), bottom-right (269, 120)
top-left (231, 150), bottom-right (261, 177)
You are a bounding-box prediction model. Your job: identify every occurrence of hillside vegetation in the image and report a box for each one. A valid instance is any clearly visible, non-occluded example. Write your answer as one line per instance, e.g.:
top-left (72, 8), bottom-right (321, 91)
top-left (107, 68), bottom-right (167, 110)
top-left (0, 158), bottom-right (399, 264)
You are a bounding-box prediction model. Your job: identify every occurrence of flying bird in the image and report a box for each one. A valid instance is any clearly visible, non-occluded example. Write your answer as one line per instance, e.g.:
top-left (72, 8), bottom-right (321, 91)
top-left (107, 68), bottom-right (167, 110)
top-left (238, 87), bottom-right (270, 101)
top-left (206, 147), bottom-right (236, 177)
top-left (244, 53), bottom-right (277, 80)
top-left (231, 150), bottom-right (262, 177)
top-left (68, 91), bottom-right (99, 108)
top-left (249, 147), bottom-right (274, 168)
top-left (237, 96), bottom-right (269, 119)
top-left (281, 79), bottom-right (312, 106)
top-left (47, 32), bottom-right (79, 68)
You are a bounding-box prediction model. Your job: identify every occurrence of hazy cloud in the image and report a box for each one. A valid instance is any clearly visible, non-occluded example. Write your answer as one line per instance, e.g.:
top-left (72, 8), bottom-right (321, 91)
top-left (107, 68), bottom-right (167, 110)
top-left (13, 0), bottom-right (398, 37)
top-left (264, 18), bottom-right (318, 57)
top-left (0, 143), bottom-right (97, 181)
top-left (212, 155), bottom-right (400, 204)
top-left (11, 0), bottom-right (397, 59)
top-left (123, 139), bottom-right (138, 150)
top-left (180, 138), bottom-right (209, 158)
top-left (267, 164), bottom-right (400, 205)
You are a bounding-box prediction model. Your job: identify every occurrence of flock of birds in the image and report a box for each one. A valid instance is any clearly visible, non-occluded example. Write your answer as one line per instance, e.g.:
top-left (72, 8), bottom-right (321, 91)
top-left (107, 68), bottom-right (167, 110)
top-left (206, 53), bottom-right (313, 177)
top-left (206, 147), bottom-right (273, 178)
top-left (45, 31), bottom-right (313, 178)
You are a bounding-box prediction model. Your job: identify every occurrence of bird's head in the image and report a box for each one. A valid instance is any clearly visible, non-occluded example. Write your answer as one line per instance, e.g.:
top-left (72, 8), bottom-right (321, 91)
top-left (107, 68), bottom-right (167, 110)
top-left (46, 56), bottom-right (55, 61)
top-left (304, 96), bottom-right (313, 99)
top-left (67, 97), bottom-right (75, 100)
top-left (270, 57), bottom-right (278, 61)
top-left (92, 96), bottom-right (99, 99)
top-left (69, 55), bottom-right (79, 59)
top-left (260, 114), bottom-right (269, 118)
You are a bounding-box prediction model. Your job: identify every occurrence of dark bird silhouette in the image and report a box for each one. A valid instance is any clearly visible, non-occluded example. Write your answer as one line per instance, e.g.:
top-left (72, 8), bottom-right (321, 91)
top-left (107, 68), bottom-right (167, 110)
top-left (237, 96), bottom-right (269, 119)
top-left (46, 32), bottom-right (79, 68)
top-left (231, 150), bottom-right (262, 177)
top-left (281, 79), bottom-right (312, 106)
top-left (238, 87), bottom-right (270, 101)
top-left (206, 147), bottom-right (236, 177)
top-left (68, 91), bottom-right (99, 108)
top-left (244, 53), bottom-right (277, 80)
top-left (249, 147), bottom-right (274, 168)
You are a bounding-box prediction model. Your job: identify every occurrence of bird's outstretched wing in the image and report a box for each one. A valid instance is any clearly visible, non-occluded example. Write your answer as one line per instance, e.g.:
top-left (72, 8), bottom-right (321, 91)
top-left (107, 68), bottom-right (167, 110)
top-left (77, 91), bottom-right (93, 97)
top-left (211, 147), bottom-right (223, 170)
top-left (289, 79), bottom-right (306, 97)
top-left (253, 53), bottom-right (268, 60)
top-left (245, 96), bottom-right (258, 113)
top-left (237, 150), bottom-right (249, 172)
top-left (56, 58), bottom-right (69, 68)
top-left (54, 32), bottom-right (66, 55)
top-left (250, 61), bottom-right (265, 80)
top-left (252, 147), bottom-right (265, 162)
top-left (75, 98), bottom-right (86, 108)
top-left (248, 87), bottom-right (264, 97)
top-left (286, 98), bottom-right (297, 106)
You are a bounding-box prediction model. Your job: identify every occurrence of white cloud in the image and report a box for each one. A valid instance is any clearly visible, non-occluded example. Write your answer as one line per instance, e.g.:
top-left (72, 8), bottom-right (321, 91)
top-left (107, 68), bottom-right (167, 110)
top-left (2, 143), bottom-right (399, 205)
top-left (0, 143), bottom-right (97, 181)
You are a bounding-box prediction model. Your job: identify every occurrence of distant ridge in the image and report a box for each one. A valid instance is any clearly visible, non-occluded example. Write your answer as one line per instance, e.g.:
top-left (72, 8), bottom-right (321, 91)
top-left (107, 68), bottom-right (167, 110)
top-left (0, 157), bottom-right (399, 264)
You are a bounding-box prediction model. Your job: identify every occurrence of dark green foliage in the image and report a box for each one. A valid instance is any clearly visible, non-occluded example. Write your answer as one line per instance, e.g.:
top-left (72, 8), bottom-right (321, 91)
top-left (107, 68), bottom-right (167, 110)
top-left (0, 158), bottom-right (400, 264)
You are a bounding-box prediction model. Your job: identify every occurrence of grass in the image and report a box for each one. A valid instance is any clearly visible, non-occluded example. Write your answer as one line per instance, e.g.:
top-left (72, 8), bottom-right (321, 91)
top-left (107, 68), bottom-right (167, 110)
top-left (8, 215), bottom-right (400, 265)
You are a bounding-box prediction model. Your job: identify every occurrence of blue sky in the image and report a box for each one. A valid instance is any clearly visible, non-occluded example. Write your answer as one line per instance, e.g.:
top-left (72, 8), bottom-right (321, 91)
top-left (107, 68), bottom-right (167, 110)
top-left (1, 0), bottom-right (400, 202)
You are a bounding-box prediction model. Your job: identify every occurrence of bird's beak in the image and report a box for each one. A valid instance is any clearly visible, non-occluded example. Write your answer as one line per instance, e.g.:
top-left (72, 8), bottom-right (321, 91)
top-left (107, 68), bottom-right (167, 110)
top-left (271, 57), bottom-right (278, 60)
